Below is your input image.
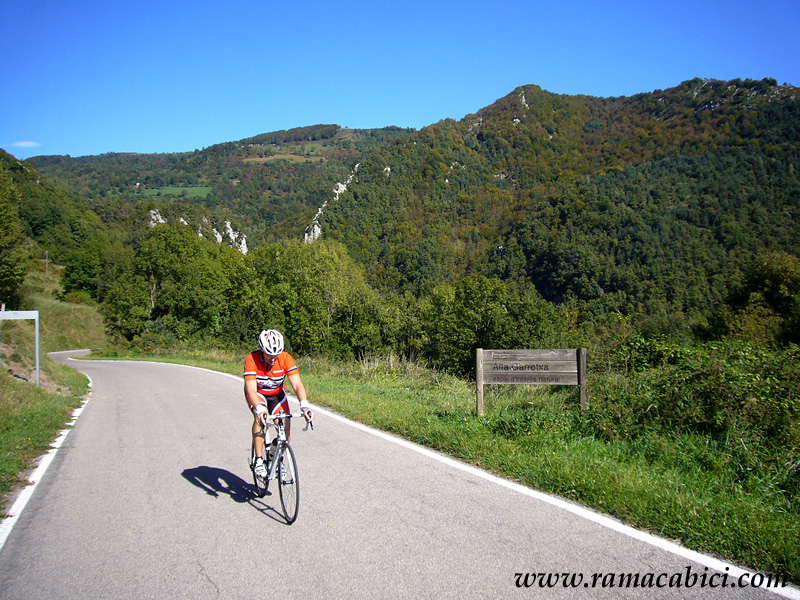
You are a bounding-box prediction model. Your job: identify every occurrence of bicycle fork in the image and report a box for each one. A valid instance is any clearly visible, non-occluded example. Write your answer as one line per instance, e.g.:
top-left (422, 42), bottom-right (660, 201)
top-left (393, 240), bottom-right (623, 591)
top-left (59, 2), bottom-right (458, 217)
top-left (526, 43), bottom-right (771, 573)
top-left (268, 444), bottom-right (295, 484)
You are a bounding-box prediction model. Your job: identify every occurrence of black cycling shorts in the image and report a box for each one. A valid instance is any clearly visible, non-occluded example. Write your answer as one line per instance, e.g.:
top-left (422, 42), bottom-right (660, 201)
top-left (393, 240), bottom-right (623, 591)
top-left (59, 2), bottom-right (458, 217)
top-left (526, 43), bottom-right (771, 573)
top-left (252, 390), bottom-right (290, 417)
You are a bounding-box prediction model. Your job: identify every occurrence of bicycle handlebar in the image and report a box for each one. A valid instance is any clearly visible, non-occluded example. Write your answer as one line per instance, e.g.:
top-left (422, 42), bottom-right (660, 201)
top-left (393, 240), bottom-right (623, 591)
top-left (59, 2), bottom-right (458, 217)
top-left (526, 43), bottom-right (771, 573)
top-left (261, 410), bottom-right (314, 431)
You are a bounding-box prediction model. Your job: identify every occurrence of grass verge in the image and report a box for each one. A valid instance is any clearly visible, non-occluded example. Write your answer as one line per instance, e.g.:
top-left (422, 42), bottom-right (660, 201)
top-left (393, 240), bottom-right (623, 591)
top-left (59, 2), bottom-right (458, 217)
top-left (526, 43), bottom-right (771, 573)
top-left (301, 355), bottom-right (798, 582)
top-left (0, 264), bottom-right (95, 516)
top-left (0, 370), bottom-right (86, 515)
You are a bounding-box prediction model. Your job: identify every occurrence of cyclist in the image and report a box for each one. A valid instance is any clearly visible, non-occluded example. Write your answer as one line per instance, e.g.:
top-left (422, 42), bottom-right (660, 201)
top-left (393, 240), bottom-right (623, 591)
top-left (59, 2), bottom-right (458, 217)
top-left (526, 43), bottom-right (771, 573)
top-left (245, 329), bottom-right (313, 479)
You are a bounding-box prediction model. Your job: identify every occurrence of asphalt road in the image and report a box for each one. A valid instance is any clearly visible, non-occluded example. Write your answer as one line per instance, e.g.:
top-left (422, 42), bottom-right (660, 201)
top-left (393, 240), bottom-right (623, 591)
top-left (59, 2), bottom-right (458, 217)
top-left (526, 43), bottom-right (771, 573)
top-left (0, 353), bottom-right (795, 599)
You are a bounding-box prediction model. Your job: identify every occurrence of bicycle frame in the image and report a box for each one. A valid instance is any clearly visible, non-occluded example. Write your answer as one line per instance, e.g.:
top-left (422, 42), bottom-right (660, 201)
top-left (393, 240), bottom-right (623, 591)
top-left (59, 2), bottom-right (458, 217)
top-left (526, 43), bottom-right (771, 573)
top-left (264, 413), bottom-right (290, 480)
top-left (255, 411), bottom-right (291, 480)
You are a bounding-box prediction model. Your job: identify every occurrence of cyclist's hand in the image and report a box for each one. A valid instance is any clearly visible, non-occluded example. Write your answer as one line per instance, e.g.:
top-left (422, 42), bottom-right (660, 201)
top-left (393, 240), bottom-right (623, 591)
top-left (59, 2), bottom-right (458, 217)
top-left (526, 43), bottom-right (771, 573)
top-left (299, 400), bottom-right (313, 423)
top-left (254, 403), bottom-right (269, 428)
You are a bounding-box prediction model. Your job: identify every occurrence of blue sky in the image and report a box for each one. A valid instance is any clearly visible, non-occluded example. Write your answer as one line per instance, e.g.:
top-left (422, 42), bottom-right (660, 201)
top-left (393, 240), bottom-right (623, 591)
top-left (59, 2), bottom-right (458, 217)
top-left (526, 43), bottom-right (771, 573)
top-left (2, 0), bottom-right (798, 160)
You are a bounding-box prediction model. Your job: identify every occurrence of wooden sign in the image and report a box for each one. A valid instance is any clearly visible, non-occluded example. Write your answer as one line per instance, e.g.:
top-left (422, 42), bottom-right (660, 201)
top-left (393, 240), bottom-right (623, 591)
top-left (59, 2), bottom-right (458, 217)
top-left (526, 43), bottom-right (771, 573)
top-left (476, 348), bottom-right (587, 415)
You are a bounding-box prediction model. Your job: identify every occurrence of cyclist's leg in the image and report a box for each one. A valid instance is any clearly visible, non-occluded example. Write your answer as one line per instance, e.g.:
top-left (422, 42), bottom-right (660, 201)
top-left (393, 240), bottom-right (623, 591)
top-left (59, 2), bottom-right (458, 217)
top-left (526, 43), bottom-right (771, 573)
top-left (252, 414), bottom-right (266, 458)
top-left (251, 392), bottom-right (269, 459)
top-left (250, 398), bottom-right (270, 495)
top-left (251, 431), bottom-right (269, 497)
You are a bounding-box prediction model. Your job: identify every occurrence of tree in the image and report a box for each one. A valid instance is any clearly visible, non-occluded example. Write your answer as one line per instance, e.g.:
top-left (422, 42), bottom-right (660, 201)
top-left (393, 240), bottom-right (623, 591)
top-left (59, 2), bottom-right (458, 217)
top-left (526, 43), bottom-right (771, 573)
top-left (100, 222), bottom-right (237, 342)
top-left (423, 275), bottom-right (565, 376)
top-left (750, 251), bottom-right (800, 343)
top-left (0, 165), bottom-right (29, 308)
top-left (241, 240), bottom-right (387, 357)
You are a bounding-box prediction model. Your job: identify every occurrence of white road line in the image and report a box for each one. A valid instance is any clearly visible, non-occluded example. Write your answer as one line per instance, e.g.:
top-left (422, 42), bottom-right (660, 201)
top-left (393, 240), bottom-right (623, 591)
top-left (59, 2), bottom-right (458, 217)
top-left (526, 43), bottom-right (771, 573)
top-left (0, 357), bottom-right (241, 553)
top-left (0, 366), bottom-right (92, 553)
top-left (313, 406), bottom-right (799, 599)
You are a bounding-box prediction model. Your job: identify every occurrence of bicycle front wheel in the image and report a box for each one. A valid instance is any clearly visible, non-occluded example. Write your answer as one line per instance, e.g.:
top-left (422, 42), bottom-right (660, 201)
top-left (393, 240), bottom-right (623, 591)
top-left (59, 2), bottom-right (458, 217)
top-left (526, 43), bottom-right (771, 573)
top-left (278, 444), bottom-right (299, 524)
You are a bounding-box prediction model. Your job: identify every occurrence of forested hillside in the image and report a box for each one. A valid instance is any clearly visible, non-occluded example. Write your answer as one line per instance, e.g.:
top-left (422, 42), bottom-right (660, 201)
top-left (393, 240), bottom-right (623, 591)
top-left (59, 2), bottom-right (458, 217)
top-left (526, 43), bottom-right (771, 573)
top-left (28, 125), bottom-right (414, 246)
top-left (3, 78), bottom-right (794, 347)
top-left (8, 78), bottom-right (799, 356)
top-left (319, 78), bottom-right (800, 335)
top-left (1, 149), bottom-right (124, 308)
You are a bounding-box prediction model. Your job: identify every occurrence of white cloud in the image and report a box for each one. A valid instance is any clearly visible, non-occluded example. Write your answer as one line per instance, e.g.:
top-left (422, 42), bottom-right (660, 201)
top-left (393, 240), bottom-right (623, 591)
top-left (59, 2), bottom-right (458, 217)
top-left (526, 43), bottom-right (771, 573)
top-left (11, 141), bottom-right (41, 148)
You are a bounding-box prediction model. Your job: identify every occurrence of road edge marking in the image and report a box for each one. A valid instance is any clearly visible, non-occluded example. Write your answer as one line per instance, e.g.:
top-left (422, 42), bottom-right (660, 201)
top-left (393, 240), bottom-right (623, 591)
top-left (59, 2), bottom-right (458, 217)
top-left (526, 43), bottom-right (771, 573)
top-left (0, 359), bottom-right (92, 553)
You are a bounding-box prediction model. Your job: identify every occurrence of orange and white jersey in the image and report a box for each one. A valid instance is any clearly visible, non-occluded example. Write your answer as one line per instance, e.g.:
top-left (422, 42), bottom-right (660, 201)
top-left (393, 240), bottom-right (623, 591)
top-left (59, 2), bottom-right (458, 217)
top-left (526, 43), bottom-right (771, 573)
top-left (244, 351), bottom-right (298, 397)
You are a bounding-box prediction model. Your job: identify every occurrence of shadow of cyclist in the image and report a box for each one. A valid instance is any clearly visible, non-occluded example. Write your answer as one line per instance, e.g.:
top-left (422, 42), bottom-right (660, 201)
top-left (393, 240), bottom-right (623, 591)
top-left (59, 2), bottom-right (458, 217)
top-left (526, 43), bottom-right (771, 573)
top-left (181, 466), bottom-right (256, 503)
top-left (182, 466), bottom-right (291, 524)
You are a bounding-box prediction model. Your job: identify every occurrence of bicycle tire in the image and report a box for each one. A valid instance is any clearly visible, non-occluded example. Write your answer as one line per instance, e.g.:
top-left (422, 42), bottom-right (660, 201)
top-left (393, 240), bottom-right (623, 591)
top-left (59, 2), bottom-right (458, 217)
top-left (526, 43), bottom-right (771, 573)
top-left (278, 443), bottom-right (299, 524)
top-left (251, 445), bottom-right (268, 498)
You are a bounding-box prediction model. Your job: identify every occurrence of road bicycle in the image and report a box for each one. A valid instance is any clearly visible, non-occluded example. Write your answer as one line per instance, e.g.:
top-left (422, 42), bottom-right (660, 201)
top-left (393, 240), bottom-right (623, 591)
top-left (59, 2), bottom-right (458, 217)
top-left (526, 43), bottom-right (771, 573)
top-left (249, 411), bottom-right (302, 524)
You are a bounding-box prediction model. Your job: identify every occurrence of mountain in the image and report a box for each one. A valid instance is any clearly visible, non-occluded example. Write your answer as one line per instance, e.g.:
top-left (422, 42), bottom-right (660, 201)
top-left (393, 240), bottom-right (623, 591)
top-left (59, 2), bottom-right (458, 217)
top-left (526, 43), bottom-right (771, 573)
top-left (1, 148), bottom-right (109, 258)
top-left (22, 78), bottom-right (800, 336)
top-left (316, 78), bottom-right (800, 327)
top-left (27, 125), bottom-right (415, 247)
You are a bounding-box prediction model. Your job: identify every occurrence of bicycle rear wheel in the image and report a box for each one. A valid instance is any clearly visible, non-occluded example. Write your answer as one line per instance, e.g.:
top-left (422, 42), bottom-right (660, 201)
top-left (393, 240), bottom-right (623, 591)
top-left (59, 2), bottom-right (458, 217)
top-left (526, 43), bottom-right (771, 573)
top-left (251, 445), bottom-right (268, 498)
top-left (278, 444), bottom-right (299, 524)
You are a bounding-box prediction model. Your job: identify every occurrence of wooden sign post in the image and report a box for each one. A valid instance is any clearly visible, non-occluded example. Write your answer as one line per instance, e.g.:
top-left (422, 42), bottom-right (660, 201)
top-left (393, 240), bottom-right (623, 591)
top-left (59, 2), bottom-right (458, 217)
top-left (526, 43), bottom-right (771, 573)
top-left (476, 348), bottom-right (587, 415)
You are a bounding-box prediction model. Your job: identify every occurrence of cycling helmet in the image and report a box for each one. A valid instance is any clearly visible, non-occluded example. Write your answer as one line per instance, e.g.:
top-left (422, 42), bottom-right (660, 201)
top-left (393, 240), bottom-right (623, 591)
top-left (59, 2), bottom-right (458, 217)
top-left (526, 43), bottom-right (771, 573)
top-left (258, 329), bottom-right (284, 356)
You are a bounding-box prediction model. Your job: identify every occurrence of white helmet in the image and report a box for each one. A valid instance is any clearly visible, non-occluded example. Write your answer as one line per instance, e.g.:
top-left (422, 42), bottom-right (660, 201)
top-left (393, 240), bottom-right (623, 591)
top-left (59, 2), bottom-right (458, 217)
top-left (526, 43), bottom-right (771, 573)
top-left (258, 329), bottom-right (284, 356)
